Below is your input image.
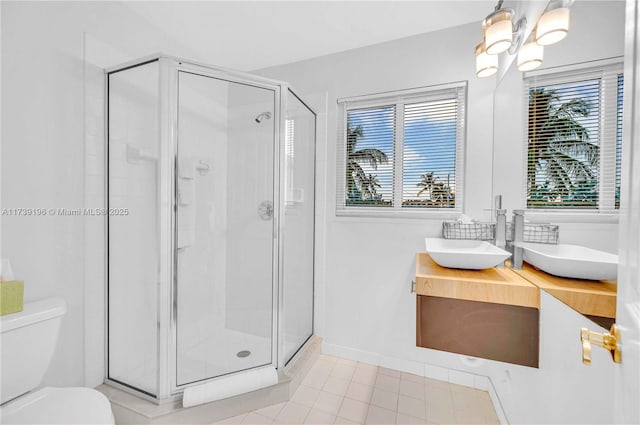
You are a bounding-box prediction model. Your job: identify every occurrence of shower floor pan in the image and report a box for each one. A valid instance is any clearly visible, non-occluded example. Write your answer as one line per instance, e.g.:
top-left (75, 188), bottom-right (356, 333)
top-left (178, 327), bottom-right (272, 386)
top-left (98, 336), bottom-right (321, 425)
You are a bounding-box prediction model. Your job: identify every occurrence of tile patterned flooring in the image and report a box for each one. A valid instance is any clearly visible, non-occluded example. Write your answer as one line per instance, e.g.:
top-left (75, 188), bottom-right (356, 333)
top-left (213, 355), bottom-right (499, 425)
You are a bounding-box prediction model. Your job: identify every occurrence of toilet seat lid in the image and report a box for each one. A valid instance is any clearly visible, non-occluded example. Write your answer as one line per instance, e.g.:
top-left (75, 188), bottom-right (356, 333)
top-left (0, 387), bottom-right (115, 425)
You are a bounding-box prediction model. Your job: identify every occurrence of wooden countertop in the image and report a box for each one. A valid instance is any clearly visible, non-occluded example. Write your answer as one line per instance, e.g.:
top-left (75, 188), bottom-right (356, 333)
top-left (513, 263), bottom-right (617, 318)
top-left (415, 253), bottom-right (540, 308)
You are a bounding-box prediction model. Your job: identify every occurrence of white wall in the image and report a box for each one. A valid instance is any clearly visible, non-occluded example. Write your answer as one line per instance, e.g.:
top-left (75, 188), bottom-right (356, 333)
top-left (1, 1), bottom-right (201, 388)
top-left (256, 3), bottom-right (623, 422)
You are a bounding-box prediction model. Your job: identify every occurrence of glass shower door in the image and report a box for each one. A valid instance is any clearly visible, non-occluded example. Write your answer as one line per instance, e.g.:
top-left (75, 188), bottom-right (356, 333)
top-left (108, 60), bottom-right (160, 396)
top-left (281, 90), bottom-right (316, 364)
top-left (175, 71), bottom-right (276, 386)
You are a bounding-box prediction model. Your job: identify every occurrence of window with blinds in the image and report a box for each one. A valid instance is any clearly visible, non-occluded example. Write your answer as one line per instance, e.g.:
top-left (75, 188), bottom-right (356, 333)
top-left (336, 83), bottom-right (466, 215)
top-left (524, 63), bottom-right (623, 212)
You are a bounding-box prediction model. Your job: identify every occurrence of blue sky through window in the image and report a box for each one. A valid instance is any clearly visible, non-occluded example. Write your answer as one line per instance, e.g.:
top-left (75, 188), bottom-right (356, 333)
top-left (346, 98), bottom-right (458, 208)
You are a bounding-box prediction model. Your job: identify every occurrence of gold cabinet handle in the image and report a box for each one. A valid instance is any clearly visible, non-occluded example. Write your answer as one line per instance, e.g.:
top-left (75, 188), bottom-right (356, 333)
top-left (580, 324), bottom-right (621, 365)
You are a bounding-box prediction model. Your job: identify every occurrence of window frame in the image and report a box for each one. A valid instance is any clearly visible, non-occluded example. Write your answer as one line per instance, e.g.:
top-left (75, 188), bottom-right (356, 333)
top-left (336, 82), bottom-right (467, 218)
top-left (522, 59), bottom-right (624, 216)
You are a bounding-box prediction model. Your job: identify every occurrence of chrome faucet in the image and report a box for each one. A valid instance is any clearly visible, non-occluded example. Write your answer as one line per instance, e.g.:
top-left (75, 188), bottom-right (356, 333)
top-left (494, 195), bottom-right (502, 220)
top-left (511, 210), bottom-right (525, 270)
top-left (495, 209), bottom-right (507, 268)
top-left (495, 209), bottom-right (507, 249)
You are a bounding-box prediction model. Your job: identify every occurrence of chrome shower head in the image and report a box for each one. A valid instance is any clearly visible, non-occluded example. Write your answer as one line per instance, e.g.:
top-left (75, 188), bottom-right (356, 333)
top-left (255, 111), bottom-right (272, 123)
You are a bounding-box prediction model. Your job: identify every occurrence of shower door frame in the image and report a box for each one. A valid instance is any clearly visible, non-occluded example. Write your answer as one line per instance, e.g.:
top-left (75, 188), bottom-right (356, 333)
top-left (105, 54), bottom-right (316, 403)
top-left (276, 88), bottom-right (317, 369)
top-left (167, 58), bottom-right (283, 398)
top-left (104, 56), bottom-right (166, 402)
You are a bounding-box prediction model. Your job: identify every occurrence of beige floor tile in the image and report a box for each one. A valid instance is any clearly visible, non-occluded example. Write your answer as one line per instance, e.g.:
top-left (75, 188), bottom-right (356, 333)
top-left (378, 368), bottom-right (401, 378)
top-left (311, 361), bottom-right (334, 377)
top-left (356, 362), bottom-right (378, 371)
top-left (371, 387), bottom-right (399, 412)
top-left (255, 403), bottom-right (286, 419)
top-left (213, 413), bottom-right (247, 424)
top-left (323, 376), bottom-right (351, 396)
top-left (425, 402), bottom-right (456, 425)
top-left (375, 374), bottom-right (400, 394)
top-left (274, 401), bottom-right (311, 425)
top-left (319, 354), bottom-right (338, 363)
top-left (292, 385), bottom-right (321, 408)
top-left (352, 367), bottom-right (378, 387)
top-left (399, 380), bottom-right (425, 400)
top-left (478, 390), bottom-right (491, 401)
top-left (334, 417), bottom-right (361, 425)
top-left (397, 395), bottom-right (426, 420)
top-left (451, 390), bottom-right (493, 416)
top-left (400, 373), bottom-right (424, 384)
top-left (396, 413), bottom-right (426, 425)
top-left (304, 408), bottom-right (336, 425)
top-left (451, 386), bottom-right (491, 403)
top-left (424, 378), bottom-right (451, 390)
top-left (241, 412), bottom-right (274, 425)
top-left (453, 408), bottom-right (485, 425)
top-left (425, 386), bottom-right (453, 408)
top-left (448, 383), bottom-right (475, 394)
top-left (314, 391), bottom-right (344, 415)
top-left (338, 398), bottom-right (370, 424)
top-left (331, 363), bottom-right (356, 380)
top-left (365, 405), bottom-right (397, 425)
top-left (304, 369), bottom-right (331, 390)
top-left (483, 406), bottom-right (500, 425)
top-left (336, 358), bottom-right (358, 367)
top-left (345, 382), bottom-right (374, 403)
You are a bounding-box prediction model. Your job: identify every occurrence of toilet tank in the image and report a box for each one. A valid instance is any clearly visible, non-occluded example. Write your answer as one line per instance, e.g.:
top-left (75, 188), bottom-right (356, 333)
top-left (0, 298), bottom-right (67, 404)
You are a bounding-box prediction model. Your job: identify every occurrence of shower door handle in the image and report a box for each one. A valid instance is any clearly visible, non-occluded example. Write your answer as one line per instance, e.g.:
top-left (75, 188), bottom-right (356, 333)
top-left (258, 201), bottom-right (274, 220)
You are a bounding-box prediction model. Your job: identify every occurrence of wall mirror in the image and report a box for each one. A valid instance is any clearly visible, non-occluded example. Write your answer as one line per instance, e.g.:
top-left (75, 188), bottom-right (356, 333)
top-left (491, 0), bottom-right (625, 328)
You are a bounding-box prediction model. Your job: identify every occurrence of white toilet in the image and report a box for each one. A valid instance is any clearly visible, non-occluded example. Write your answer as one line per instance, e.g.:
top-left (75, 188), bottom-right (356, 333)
top-left (0, 297), bottom-right (115, 424)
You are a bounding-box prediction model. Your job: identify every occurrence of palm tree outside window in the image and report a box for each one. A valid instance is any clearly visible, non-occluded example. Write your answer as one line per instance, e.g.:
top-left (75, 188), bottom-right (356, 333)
top-left (338, 83), bottom-right (466, 214)
top-left (525, 64), bottom-right (623, 212)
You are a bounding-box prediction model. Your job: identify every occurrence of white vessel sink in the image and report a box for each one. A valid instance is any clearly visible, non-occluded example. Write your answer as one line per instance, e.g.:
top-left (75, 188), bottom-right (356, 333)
top-left (424, 238), bottom-right (511, 270)
top-left (519, 243), bottom-right (618, 281)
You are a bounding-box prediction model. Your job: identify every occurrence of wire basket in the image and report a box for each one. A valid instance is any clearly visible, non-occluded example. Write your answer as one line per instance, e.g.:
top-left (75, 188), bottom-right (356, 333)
top-left (507, 223), bottom-right (559, 244)
top-left (442, 221), bottom-right (495, 241)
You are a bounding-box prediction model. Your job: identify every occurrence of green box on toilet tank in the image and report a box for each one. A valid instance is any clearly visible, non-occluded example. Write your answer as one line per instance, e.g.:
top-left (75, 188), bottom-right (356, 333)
top-left (0, 281), bottom-right (24, 315)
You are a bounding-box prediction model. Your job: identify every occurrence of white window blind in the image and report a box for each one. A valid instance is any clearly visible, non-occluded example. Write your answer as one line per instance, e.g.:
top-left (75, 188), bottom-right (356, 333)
top-left (336, 83), bottom-right (466, 216)
top-left (616, 74), bottom-right (624, 209)
top-left (523, 63), bottom-right (623, 212)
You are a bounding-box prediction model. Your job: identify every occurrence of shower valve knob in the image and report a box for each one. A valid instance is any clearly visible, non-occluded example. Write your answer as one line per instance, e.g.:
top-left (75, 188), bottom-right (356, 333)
top-left (258, 201), bottom-right (274, 220)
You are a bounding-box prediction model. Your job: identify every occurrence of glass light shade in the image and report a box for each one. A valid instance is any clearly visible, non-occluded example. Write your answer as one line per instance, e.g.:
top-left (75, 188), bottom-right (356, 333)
top-left (517, 42), bottom-right (544, 71)
top-left (535, 7), bottom-right (570, 46)
top-left (484, 10), bottom-right (513, 54)
top-left (475, 43), bottom-right (498, 78)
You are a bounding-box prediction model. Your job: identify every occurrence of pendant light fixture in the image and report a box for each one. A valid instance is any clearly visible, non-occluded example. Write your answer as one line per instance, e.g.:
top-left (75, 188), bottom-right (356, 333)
top-left (474, 0), bottom-right (572, 78)
top-left (517, 41), bottom-right (544, 71)
top-left (484, 8), bottom-right (514, 55)
top-left (535, 6), bottom-right (570, 46)
top-left (475, 41), bottom-right (498, 78)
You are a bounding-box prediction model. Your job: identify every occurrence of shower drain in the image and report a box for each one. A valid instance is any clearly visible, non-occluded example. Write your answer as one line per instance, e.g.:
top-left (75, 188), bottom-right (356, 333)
top-left (236, 350), bottom-right (251, 358)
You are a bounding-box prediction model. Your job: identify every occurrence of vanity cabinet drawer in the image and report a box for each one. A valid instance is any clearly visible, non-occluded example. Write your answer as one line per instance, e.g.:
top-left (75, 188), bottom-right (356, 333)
top-left (416, 295), bottom-right (539, 368)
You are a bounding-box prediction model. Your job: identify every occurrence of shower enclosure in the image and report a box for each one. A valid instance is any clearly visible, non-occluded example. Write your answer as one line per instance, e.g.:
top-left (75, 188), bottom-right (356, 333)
top-left (106, 55), bottom-right (315, 401)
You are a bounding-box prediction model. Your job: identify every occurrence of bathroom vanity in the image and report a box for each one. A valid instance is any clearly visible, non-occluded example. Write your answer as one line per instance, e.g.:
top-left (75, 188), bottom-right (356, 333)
top-left (513, 264), bottom-right (616, 329)
top-left (415, 252), bottom-right (618, 368)
top-left (415, 253), bottom-right (540, 368)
